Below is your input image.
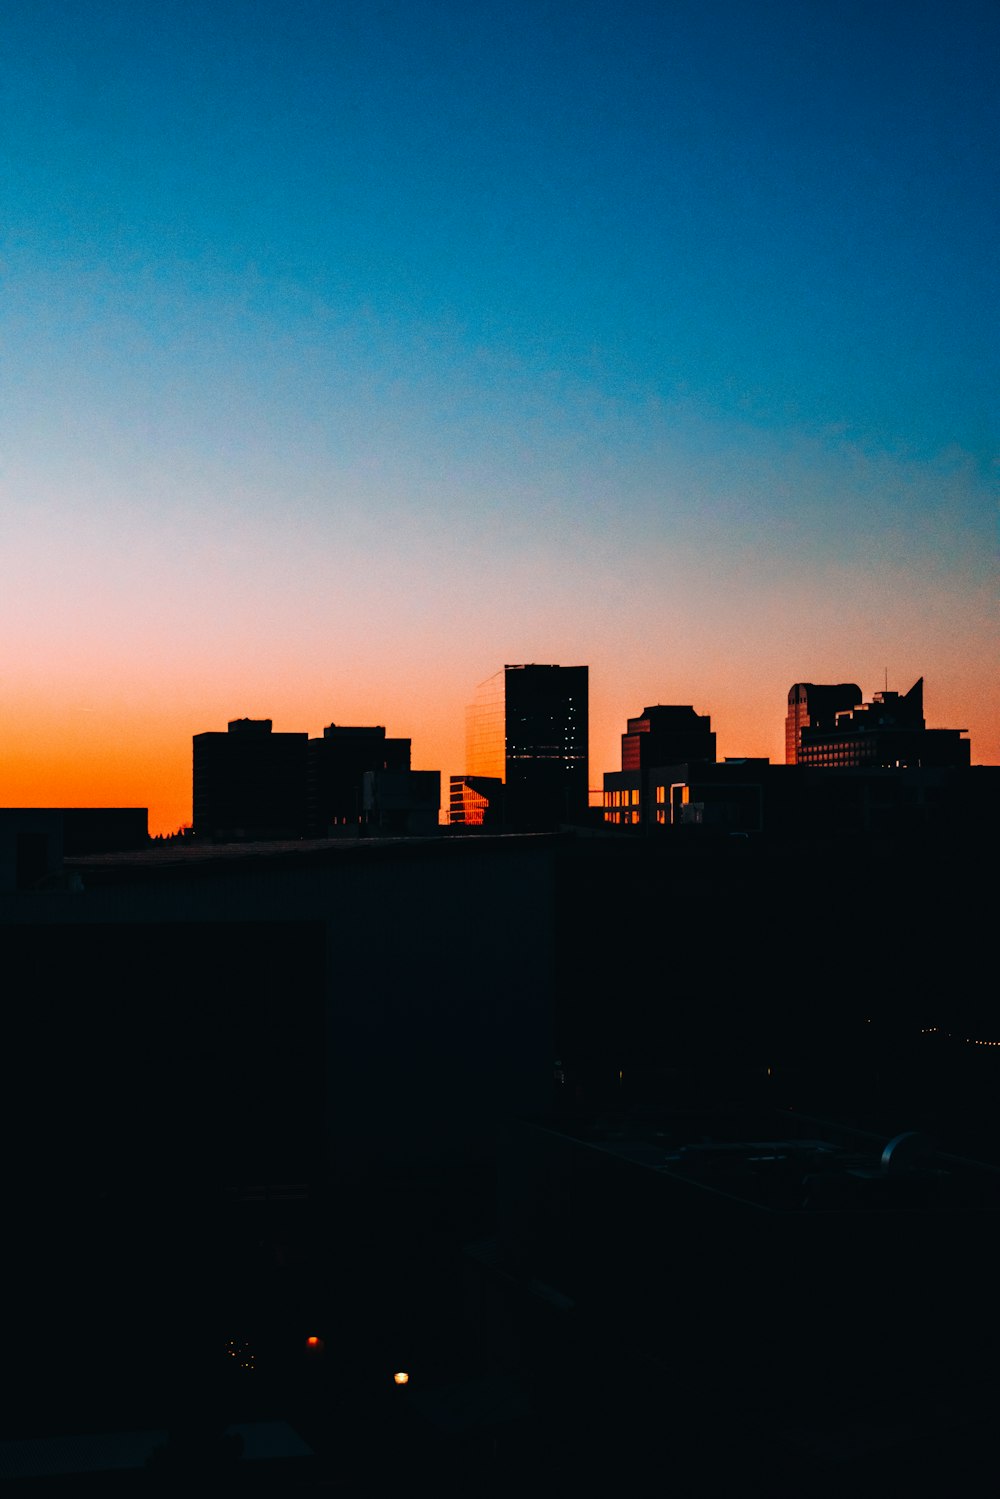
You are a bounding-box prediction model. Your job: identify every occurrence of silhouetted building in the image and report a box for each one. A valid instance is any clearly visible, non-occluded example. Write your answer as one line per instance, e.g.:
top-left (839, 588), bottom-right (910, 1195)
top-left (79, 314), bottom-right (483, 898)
top-left (449, 775), bottom-right (504, 827)
top-left (309, 723), bottom-right (411, 833)
top-left (2, 832), bottom-right (555, 1441)
top-left (650, 758), bottom-right (770, 831)
top-left (622, 704), bottom-right (716, 770)
top-left (786, 681), bottom-right (862, 763)
top-left (466, 664), bottom-right (589, 828)
top-left (468, 1106), bottom-right (1000, 1491)
top-left (362, 769), bottom-right (440, 835)
top-left (0, 808), bottom-right (148, 891)
top-left (647, 758), bottom-right (1000, 836)
top-left (605, 705), bottom-right (716, 827)
top-left (797, 677), bottom-right (971, 769)
top-left (6, 833), bottom-right (555, 1185)
top-left (193, 718), bottom-right (309, 840)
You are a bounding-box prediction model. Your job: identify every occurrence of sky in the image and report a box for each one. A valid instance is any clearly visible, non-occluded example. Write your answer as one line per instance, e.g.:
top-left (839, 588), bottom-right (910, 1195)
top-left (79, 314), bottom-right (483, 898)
top-left (2, 0), bottom-right (997, 834)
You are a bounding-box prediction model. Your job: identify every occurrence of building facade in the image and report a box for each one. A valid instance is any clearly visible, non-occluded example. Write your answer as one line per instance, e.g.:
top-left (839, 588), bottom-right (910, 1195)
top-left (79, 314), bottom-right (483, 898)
top-left (604, 704), bottom-right (717, 828)
top-left (785, 683), bottom-right (862, 764)
top-left (193, 718), bottom-right (309, 840)
top-left (308, 723), bottom-right (411, 833)
top-left (449, 775), bottom-right (504, 828)
top-left (464, 664), bottom-right (589, 828)
top-left (797, 678), bottom-right (971, 769)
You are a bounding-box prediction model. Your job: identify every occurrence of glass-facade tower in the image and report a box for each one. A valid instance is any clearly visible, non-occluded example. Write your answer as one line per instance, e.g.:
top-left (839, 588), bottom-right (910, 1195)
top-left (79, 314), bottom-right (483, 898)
top-left (466, 664), bottom-right (589, 828)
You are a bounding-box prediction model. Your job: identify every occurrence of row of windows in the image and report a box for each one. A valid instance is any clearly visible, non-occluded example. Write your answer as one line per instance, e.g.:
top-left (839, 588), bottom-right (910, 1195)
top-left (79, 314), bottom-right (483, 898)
top-left (603, 789), bottom-right (641, 807)
top-left (606, 788), bottom-right (680, 803)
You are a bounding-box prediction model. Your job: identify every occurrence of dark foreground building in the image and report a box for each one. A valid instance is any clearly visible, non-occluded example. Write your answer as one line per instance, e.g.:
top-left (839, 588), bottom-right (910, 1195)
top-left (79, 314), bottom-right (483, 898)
top-left (467, 1104), bottom-right (1000, 1494)
top-left (2, 821), bottom-right (998, 1493)
top-left (0, 807), bottom-right (148, 890)
top-left (1, 832), bottom-right (557, 1486)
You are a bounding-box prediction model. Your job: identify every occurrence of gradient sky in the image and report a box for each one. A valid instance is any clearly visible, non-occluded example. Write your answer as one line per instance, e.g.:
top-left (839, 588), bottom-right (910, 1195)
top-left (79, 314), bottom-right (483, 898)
top-left (2, 0), bottom-right (997, 833)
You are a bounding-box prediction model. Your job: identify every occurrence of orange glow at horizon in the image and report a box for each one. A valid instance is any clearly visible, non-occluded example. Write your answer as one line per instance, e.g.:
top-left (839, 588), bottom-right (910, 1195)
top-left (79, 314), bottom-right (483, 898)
top-left (3, 660), bottom-right (997, 837)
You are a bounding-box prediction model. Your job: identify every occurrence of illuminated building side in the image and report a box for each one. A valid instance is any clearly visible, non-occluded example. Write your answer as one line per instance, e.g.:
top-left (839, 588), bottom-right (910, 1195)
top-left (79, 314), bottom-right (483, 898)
top-left (604, 705), bottom-right (716, 827)
top-left (466, 671), bottom-right (506, 782)
top-left (449, 775), bottom-right (504, 827)
top-left (797, 678), bottom-right (971, 769)
top-left (785, 683), bottom-right (862, 764)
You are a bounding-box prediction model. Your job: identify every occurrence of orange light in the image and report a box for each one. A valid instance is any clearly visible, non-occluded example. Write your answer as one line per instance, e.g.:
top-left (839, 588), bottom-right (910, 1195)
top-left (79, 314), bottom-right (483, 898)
top-left (306, 1336), bottom-right (320, 1346)
top-left (393, 1371), bottom-right (409, 1386)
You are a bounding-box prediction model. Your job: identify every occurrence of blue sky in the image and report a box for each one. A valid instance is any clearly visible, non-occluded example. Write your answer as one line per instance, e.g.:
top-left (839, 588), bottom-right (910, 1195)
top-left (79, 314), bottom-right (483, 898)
top-left (2, 1), bottom-right (997, 828)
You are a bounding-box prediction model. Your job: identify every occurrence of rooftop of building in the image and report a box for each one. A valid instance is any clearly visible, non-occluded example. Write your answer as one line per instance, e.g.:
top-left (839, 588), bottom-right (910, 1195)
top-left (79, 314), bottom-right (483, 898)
top-left (60, 830), bottom-right (566, 884)
top-left (529, 1106), bottom-right (1000, 1214)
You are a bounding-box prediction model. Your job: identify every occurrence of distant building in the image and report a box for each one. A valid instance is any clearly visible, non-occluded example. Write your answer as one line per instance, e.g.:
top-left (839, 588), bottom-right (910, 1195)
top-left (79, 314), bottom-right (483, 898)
top-left (785, 682), bottom-right (862, 764)
top-left (362, 769), bottom-right (440, 836)
top-left (621, 705), bottom-right (717, 771)
top-left (797, 678), bottom-right (970, 769)
top-left (193, 718), bottom-right (309, 840)
top-left (309, 723), bottom-right (411, 833)
top-left (449, 775), bottom-right (504, 828)
top-left (464, 664), bottom-right (589, 828)
top-left (604, 704), bottom-right (716, 828)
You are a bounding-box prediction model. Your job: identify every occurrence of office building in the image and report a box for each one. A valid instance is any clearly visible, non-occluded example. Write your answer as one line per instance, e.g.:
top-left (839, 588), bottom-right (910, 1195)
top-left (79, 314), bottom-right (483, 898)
top-left (621, 704), bottom-right (716, 770)
top-left (362, 769), bottom-right (440, 835)
top-left (449, 775), bottom-right (504, 828)
top-left (465, 664), bottom-right (589, 828)
top-left (308, 723), bottom-right (411, 833)
top-left (193, 718), bottom-right (309, 840)
top-left (797, 677), bottom-right (971, 769)
top-left (785, 682), bottom-right (862, 764)
top-left (648, 757), bottom-right (770, 831)
top-left (604, 704), bottom-right (716, 827)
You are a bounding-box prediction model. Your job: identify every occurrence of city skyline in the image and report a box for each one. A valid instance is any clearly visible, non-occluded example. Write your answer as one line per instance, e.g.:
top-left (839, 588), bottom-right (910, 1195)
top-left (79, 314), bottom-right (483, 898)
top-left (4, 661), bottom-right (981, 838)
top-left (3, 1), bottom-right (997, 835)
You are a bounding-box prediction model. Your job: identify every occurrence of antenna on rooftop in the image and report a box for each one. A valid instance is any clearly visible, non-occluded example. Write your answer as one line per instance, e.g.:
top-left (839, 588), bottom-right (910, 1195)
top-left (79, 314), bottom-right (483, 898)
top-left (885, 666), bottom-right (888, 693)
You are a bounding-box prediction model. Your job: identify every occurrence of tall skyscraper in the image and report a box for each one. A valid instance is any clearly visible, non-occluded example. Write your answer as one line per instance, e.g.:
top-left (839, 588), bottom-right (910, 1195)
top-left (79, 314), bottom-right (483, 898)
top-left (785, 683), bottom-right (862, 764)
top-left (465, 664), bottom-right (589, 828)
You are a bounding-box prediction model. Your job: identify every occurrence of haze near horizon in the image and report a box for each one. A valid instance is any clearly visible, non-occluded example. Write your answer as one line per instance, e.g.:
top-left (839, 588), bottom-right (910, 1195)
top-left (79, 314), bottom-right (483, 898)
top-left (2, 1), bottom-right (997, 833)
